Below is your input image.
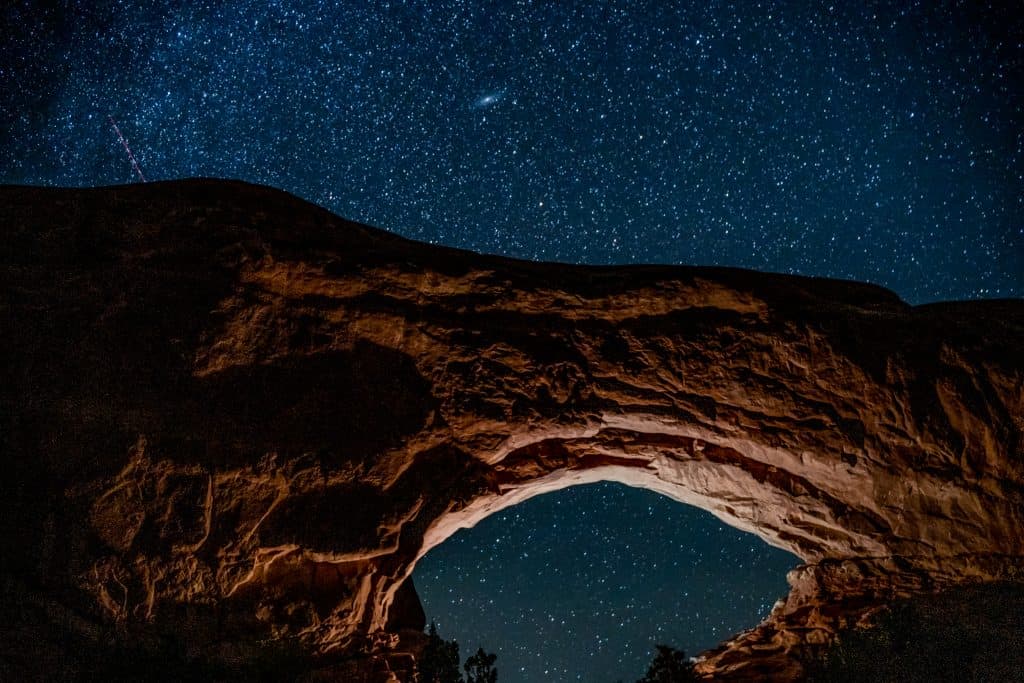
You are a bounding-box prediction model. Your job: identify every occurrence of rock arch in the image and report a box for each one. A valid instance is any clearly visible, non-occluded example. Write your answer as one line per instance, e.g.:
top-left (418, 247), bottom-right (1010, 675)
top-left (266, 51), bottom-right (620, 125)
top-left (1, 180), bottom-right (1021, 681)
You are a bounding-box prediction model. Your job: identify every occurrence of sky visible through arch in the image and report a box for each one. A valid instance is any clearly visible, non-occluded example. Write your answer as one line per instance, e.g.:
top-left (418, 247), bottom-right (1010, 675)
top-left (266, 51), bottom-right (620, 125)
top-left (2, 1), bottom-right (1020, 681)
top-left (414, 482), bottom-right (798, 682)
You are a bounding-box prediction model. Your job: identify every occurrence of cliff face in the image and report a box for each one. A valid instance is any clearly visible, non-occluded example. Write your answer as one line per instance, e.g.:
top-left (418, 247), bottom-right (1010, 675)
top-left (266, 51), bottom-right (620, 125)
top-left (1, 180), bottom-right (1021, 680)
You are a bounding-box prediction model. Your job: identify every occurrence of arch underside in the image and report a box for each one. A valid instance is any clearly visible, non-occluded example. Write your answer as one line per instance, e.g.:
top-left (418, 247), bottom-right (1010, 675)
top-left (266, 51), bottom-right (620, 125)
top-left (370, 420), bottom-right (1021, 680)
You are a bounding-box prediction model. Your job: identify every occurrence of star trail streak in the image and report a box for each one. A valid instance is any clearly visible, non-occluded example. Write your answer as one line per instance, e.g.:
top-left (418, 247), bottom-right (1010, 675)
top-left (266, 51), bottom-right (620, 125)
top-left (108, 115), bottom-right (146, 182)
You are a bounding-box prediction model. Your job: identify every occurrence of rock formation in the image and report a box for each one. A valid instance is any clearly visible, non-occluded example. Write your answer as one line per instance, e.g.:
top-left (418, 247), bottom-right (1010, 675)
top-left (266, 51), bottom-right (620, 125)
top-left (1, 179), bottom-right (1021, 681)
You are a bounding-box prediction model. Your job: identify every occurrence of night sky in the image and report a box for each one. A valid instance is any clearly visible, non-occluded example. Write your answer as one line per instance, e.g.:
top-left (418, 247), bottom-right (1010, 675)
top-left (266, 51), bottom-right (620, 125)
top-left (415, 483), bottom-right (796, 682)
top-left (2, 1), bottom-right (1021, 681)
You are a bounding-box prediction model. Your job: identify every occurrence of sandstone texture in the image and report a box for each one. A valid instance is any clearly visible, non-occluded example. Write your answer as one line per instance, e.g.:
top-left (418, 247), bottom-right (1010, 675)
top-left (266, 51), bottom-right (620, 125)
top-left (1, 179), bottom-right (1022, 681)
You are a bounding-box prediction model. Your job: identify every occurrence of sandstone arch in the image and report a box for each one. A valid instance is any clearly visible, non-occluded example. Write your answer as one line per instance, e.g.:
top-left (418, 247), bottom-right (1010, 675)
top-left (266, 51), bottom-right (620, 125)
top-left (1, 180), bottom-right (1021, 680)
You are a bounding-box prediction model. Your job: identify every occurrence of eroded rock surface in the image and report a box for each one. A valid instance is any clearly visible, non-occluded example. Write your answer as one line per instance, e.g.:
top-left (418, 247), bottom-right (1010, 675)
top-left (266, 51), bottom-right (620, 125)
top-left (1, 180), bottom-right (1021, 680)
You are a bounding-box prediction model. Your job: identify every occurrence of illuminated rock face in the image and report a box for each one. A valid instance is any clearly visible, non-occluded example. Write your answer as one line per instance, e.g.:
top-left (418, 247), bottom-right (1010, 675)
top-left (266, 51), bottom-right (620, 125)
top-left (1, 180), bottom-right (1021, 681)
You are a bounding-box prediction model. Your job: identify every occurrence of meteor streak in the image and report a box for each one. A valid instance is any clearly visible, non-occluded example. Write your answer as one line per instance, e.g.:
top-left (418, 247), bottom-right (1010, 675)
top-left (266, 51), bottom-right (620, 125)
top-left (108, 116), bottom-right (146, 182)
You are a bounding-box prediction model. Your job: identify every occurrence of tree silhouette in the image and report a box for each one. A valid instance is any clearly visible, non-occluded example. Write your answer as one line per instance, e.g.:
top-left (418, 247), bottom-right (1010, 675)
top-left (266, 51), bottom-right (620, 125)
top-left (464, 646), bottom-right (498, 683)
top-left (418, 621), bottom-right (462, 683)
top-left (637, 644), bottom-right (697, 683)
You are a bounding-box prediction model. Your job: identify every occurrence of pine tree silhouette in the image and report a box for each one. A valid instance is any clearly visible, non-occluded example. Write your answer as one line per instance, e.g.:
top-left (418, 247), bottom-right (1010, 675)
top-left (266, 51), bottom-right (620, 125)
top-left (637, 644), bottom-right (697, 683)
top-left (418, 621), bottom-right (462, 683)
top-left (464, 646), bottom-right (498, 683)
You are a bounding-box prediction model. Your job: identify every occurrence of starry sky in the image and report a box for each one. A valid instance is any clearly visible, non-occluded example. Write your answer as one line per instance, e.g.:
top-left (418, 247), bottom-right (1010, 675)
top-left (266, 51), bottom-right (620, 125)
top-left (1, 1), bottom-right (1021, 681)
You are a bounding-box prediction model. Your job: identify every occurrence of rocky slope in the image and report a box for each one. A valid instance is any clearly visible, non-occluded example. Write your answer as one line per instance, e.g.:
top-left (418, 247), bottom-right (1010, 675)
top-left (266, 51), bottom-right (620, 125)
top-left (1, 179), bottom-right (1021, 681)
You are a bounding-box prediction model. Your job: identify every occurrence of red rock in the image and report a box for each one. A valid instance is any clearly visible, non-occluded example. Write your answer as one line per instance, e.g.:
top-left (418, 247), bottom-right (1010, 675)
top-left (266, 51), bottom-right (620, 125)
top-left (1, 179), bottom-right (1021, 680)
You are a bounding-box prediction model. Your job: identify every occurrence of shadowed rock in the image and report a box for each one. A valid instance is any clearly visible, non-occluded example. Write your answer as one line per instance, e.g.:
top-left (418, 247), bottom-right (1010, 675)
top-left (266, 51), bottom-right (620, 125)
top-left (1, 179), bottom-right (1021, 681)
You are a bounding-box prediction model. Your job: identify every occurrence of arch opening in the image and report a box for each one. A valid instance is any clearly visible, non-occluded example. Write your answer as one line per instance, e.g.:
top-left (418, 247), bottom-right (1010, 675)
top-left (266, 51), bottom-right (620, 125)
top-left (410, 480), bottom-right (800, 683)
